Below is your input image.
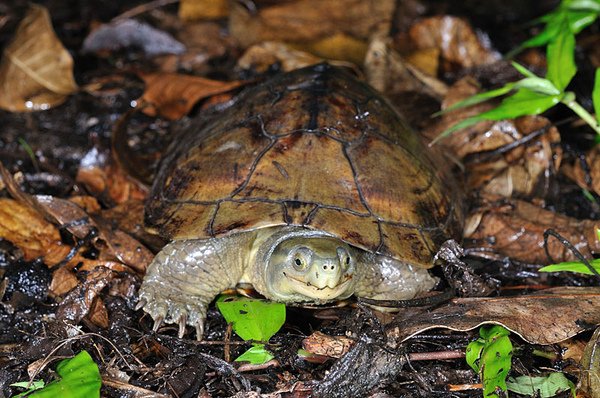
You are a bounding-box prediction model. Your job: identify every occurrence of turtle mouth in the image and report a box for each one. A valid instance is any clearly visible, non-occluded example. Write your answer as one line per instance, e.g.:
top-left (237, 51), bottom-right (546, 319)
top-left (284, 273), bottom-right (353, 300)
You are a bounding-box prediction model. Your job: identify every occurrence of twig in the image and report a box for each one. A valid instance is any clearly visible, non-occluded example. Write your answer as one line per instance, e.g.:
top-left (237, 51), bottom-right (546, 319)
top-left (112, 0), bottom-right (180, 22)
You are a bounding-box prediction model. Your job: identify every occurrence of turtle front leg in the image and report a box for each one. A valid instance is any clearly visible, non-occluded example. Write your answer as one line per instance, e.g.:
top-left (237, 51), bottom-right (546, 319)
top-left (354, 252), bottom-right (437, 301)
top-left (137, 237), bottom-right (248, 340)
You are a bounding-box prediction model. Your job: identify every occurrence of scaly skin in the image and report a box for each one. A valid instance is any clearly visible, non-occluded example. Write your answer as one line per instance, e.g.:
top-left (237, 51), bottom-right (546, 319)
top-left (138, 226), bottom-right (436, 340)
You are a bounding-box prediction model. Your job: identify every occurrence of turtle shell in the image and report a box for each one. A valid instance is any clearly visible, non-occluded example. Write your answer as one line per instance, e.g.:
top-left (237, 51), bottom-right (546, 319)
top-left (145, 63), bottom-right (463, 268)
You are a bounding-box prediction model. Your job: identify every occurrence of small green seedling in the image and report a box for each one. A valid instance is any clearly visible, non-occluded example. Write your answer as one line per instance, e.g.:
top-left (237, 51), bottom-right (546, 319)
top-left (216, 296), bottom-right (286, 365)
top-left (435, 0), bottom-right (600, 143)
top-left (11, 351), bottom-right (101, 398)
top-left (506, 373), bottom-right (575, 397)
top-left (466, 325), bottom-right (513, 398)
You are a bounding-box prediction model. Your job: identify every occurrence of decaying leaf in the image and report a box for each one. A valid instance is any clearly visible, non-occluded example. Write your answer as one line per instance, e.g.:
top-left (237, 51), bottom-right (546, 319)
top-left (82, 19), bottom-right (185, 57)
top-left (229, 0), bottom-right (394, 60)
top-left (387, 287), bottom-right (600, 346)
top-left (464, 193), bottom-right (600, 264)
top-left (398, 16), bottom-right (500, 73)
top-left (56, 267), bottom-right (115, 325)
top-left (302, 331), bottom-right (355, 359)
top-left (0, 4), bottom-right (77, 112)
top-left (296, 32), bottom-right (368, 65)
top-left (365, 35), bottom-right (448, 99)
top-left (179, 0), bottom-right (229, 20)
top-left (237, 41), bottom-right (323, 74)
top-left (76, 148), bottom-right (149, 205)
top-left (137, 72), bottom-right (243, 120)
top-left (579, 327), bottom-right (600, 398)
top-left (463, 116), bottom-right (562, 198)
top-left (567, 145), bottom-right (600, 198)
top-left (0, 198), bottom-right (70, 266)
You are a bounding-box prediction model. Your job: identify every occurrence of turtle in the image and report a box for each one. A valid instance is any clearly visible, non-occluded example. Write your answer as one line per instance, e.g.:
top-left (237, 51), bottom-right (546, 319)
top-left (137, 63), bottom-right (463, 340)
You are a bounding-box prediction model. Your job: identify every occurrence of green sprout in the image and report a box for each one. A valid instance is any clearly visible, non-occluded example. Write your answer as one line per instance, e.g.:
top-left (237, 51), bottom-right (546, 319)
top-left (216, 296), bottom-right (286, 365)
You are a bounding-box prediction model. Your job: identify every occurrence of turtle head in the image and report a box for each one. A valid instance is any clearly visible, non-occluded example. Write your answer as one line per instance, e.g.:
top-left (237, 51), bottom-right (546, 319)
top-left (264, 234), bottom-right (356, 302)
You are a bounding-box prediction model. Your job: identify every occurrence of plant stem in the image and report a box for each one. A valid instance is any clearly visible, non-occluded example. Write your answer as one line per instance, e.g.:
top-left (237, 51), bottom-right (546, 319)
top-left (562, 91), bottom-right (600, 135)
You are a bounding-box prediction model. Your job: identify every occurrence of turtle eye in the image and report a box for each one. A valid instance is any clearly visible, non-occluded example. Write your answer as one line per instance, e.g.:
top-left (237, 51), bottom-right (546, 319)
top-left (293, 256), bottom-right (306, 270)
top-left (337, 247), bottom-right (351, 269)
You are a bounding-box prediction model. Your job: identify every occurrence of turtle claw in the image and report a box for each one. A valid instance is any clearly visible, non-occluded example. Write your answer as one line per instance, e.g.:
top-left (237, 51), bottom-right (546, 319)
top-left (195, 321), bottom-right (204, 341)
top-left (152, 314), bottom-right (165, 332)
top-left (134, 298), bottom-right (147, 311)
top-left (177, 313), bottom-right (188, 339)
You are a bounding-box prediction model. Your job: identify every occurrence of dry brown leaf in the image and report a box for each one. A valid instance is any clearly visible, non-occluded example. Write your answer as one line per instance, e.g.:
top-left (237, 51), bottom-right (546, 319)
top-left (137, 72), bottom-right (243, 120)
top-left (49, 267), bottom-right (79, 297)
top-left (229, 0), bottom-right (394, 49)
top-left (237, 41), bottom-right (322, 74)
top-left (76, 151), bottom-right (149, 205)
top-left (579, 327), bottom-right (600, 397)
top-left (295, 32), bottom-right (368, 65)
top-left (0, 4), bottom-right (77, 112)
top-left (87, 297), bottom-right (109, 329)
top-left (302, 331), bottom-right (355, 359)
top-left (0, 198), bottom-right (69, 266)
top-left (399, 16), bottom-right (500, 73)
top-left (33, 195), bottom-right (152, 273)
top-left (462, 116), bottom-right (562, 198)
top-left (568, 145), bottom-right (600, 197)
top-left (464, 193), bottom-right (600, 264)
top-left (365, 36), bottom-right (447, 99)
top-left (179, 0), bottom-right (229, 20)
top-left (423, 77), bottom-right (495, 147)
top-left (387, 287), bottom-right (600, 346)
top-left (56, 267), bottom-right (116, 324)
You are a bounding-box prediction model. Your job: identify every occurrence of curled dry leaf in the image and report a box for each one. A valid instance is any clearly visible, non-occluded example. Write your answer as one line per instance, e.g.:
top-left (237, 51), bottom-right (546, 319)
top-left (579, 327), bottom-right (600, 398)
top-left (237, 41), bottom-right (322, 75)
top-left (229, 0), bottom-right (394, 62)
top-left (302, 331), bottom-right (355, 359)
top-left (0, 198), bottom-right (70, 266)
top-left (82, 19), bottom-right (185, 57)
top-left (33, 195), bottom-right (152, 273)
top-left (76, 147), bottom-right (149, 205)
top-left (137, 72), bottom-right (243, 120)
top-left (567, 145), bottom-right (600, 197)
top-left (0, 4), bottom-right (77, 112)
top-left (364, 35), bottom-right (448, 99)
top-left (56, 266), bottom-right (115, 325)
top-left (398, 16), bottom-right (500, 73)
top-left (464, 193), bottom-right (600, 264)
top-left (463, 116), bottom-right (562, 198)
top-left (388, 287), bottom-right (600, 346)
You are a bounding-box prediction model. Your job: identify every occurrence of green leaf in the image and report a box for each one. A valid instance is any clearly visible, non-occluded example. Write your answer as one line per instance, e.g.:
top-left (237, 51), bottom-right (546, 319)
top-left (539, 259), bottom-right (600, 275)
top-left (216, 296), bottom-right (286, 342)
top-left (514, 77), bottom-right (561, 96)
top-left (522, 7), bottom-right (598, 48)
top-left (479, 89), bottom-right (562, 120)
top-left (434, 89), bottom-right (562, 143)
top-left (28, 351), bottom-right (101, 398)
top-left (465, 340), bottom-right (485, 373)
top-left (546, 16), bottom-right (576, 91)
top-left (512, 61), bottom-right (538, 78)
top-left (234, 344), bottom-right (275, 364)
top-left (506, 373), bottom-right (575, 397)
top-left (434, 83), bottom-right (516, 116)
top-left (593, 68), bottom-right (600, 122)
top-left (466, 325), bottom-right (513, 398)
top-left (10, 381), bottom-right (45, 398)
top-left (567, 0), bottom-right (600, 13)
